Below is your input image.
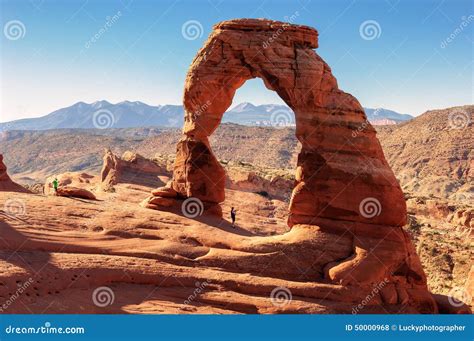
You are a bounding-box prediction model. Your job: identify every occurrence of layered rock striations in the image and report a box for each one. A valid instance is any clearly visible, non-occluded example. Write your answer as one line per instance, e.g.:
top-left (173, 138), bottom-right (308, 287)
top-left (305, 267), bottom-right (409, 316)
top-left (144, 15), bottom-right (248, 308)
top-left (146, 18), bottom-right (405, 224)
top-left (141, 19), bottom-right (449, 313)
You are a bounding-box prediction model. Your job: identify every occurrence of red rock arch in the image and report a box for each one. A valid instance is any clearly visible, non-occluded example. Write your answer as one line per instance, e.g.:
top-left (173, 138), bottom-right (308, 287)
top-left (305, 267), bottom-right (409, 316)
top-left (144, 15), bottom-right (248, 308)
top-left (139, 20), bottom-right (445, 311)
top-left (146, 18), bottom-right (406, 228)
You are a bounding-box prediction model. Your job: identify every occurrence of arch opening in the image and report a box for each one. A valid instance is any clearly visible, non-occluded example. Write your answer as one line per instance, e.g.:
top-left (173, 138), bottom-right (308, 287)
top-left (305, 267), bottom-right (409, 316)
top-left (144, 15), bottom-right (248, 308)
top-left (222, 78), bottom-right (296, 128)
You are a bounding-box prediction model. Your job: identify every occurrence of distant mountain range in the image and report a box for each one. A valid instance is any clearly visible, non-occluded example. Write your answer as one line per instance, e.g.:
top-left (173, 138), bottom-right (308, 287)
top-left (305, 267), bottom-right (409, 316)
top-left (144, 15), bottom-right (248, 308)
top-left (0, 100), bottom-right (413, 131)
top-left (1, 105), bottom-right (470, 203)
top-left (364, 107), bottom-right (413, 124)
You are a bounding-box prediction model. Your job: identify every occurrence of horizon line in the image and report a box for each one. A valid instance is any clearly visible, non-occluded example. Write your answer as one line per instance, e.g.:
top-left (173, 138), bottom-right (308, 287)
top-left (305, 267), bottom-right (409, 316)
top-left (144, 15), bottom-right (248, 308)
top-left (0, 99), bottom-right (423, 124)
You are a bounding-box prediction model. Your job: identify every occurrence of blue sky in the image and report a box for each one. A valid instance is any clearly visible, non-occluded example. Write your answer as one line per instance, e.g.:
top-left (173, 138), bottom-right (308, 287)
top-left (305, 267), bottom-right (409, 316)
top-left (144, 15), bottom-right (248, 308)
top-left (0, 0), bottom-right (472, 122)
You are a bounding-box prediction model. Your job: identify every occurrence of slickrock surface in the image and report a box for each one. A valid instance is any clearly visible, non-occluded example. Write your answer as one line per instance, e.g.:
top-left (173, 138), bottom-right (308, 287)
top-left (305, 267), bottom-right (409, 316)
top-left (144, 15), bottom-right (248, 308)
top-left (0, 154), bottom-right (30, 193)
top-left (1, 182), bottom-right (451, 314)
top-left (1, 157), bottom-right (470, 313)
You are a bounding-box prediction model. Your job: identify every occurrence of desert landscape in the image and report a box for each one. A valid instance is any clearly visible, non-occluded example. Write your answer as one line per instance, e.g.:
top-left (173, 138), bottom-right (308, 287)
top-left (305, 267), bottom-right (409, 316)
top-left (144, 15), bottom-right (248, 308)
top-left (0, 18), bottom-right (472, 316)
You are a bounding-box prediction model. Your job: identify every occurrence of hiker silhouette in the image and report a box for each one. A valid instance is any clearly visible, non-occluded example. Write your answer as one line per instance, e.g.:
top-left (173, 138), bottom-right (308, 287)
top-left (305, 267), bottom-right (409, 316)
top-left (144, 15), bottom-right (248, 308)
top-left (52, 178), bottom-right (59, 193)
top-left (231, 207), bottom-right (237, 228)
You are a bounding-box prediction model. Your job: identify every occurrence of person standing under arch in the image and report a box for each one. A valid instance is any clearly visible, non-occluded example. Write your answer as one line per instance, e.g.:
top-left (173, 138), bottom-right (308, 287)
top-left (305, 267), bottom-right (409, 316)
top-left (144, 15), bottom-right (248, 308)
top-left (230, 207), bottom-right (237, 228)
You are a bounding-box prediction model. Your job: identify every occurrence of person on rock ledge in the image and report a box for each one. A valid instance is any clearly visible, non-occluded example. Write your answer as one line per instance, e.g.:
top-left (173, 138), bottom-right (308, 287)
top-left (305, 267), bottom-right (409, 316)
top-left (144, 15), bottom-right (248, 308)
top-left (52, 178), bottom-right (59, 194)
top-left (230, 207), bottom-right (237, 228)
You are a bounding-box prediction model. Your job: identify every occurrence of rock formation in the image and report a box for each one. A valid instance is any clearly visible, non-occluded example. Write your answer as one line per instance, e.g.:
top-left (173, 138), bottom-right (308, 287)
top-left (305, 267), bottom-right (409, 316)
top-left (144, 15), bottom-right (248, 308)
top-left (0, 154), bottom-right (30, 193)
top-left (378, 105), bottom-right (473, 200)
top-left (407, 197), bottom-right (473, 229)
top-left (44, 172), bottom-right (96, 198)
top-left (225, 167), bottom-right (293, 200)
top-left (145, 18), bottom-right (405, 224)
top-left (101, 149), bottom-right (167, 191)
top-left (55, 186), bottom-right (97, 200)
top-left (141, 19), bottom-right (443, 312)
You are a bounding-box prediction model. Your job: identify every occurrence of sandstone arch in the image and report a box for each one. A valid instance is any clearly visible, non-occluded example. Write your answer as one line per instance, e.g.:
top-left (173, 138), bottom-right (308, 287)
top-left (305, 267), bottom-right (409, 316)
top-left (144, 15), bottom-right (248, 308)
top-left (139, 20), bottom-right (444, 311)
top-left (146, 19), bottom-right (406, 229)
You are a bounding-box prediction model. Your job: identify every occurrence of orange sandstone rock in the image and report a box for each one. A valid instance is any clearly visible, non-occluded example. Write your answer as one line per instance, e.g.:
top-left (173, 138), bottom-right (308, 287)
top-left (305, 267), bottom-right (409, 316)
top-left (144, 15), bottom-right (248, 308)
top-left (56, 186), bottom-right (96, 200)
top-left (141, 18), bottom-right (441, 313)
top-left (101, 149), bottom-right (167, 190)
top-left (152, 18), bottom-right (405, 226)
top-left (44, 172), bottom-right (96, 196)
top-left (0, 154), bottom-right (30, 193)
